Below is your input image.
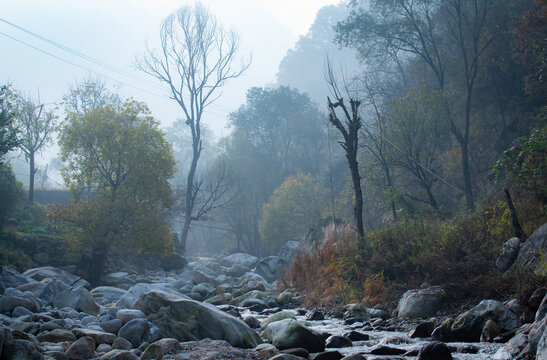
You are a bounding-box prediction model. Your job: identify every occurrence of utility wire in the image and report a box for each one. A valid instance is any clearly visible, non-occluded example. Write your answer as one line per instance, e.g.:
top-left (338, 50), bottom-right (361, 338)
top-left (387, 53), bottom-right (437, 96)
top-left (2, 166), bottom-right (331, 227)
top-left (0, 17), bottom-right (236, 115)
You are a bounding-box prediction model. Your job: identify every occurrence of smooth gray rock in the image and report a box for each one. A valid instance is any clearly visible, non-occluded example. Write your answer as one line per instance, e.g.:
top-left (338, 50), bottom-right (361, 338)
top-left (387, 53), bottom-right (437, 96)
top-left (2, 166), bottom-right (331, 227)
top-left (190, 269), bottom-right (217, 286)
top-left (254, 256), bottom-right (286, 283)
top-left (117, 318), bottom-right (150, 347)
top-left (0, 267), bottom-right (28, 295)
top-left (397, 286), bottom-right (445, 319)
top-left (134, 289), bottom-right (260, 348)
top-left (221, 253), bottom-right (258, 269)
top-left (23, 266), bottom-right (88, 289)
top-left (116, 309), bottom-right (145, 324)
top-left (496, 237), bottom-right (521, 272)
top-left (116, 283), bottom-right (188, 309)
top-left (416, 341), bottom-right (453, 360)
top-left (72, 328), bottom-right (116, 345)
top-left (2, 339), bottom-right (43, 360)
top-left (37, 328), bottom-right (76, 342)
top-left (512, 222), bottom-right (547, 274)
top-left (452, 299), bottom-right (520, 342)
top-left (52, 287), bottom-right (99, 315)
top-left (66, 336), bottom-right (95, 359)
top-left (91, 287), bottom-right (127, 304)
top-left (0, 288), bottom-right (41, 314)
top-left (262, 318), bottom-right (325, 352)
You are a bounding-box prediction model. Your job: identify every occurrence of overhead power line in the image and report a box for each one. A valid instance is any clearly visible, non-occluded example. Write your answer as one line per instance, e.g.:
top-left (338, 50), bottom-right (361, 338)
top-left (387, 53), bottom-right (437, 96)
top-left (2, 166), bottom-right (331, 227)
top-left (0, 17), bottom-right (236, 117)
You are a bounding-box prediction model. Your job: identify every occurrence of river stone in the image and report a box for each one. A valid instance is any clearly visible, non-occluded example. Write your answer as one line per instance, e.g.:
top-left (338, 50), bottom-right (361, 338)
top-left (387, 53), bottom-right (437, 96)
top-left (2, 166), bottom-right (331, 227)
top-left (99, 318), bottom-right (123, 334)
top-left (72, 328), bottom-right (116, 344)
top-left (117, 318), bottom-right (150, 347)
top-left (262, 311), bottom-right (297, 329)
top-left (511, 222), bottom-right (547, 274)
top-left (270, 355), bottom-right (305, 360)
top-left (410, 321), bottom-right (435, 338)
top-left (160, 253), bottom-right (187, 271)
top-left (37, 328), bottom-right (76, 342)
top-left (112, 337), bottom-right (132, 350)
top-left (416, 341), bottom-right (453, 360)
top-left (97, 349), bottom-right (139, 359)
top-left (342, 330), bottom-right (369, 341)
top-left (310, 351), bottom-right (343, 360)
top-left (451, 299), bottom-right (520, 342)
top-left (0, 266), bottom-right (29, 295)
top-left (116, 309), bottom-right (145, 324)
top-left (2, 339), bottom-right (43, 360)
top-left (262, 318), bottom-right (325, 352)
top-left (254, 256), bottom-right (286, 283)
top-left (496, 237), bottom-right (521, 272)
top-left (134, 289), bottom-right (260, 348)
top-left (52, 287), bottom-right (99, 315)
top-left (139, 342), bottom-right (163, 360)
top-left (221, 253), bottom-right (258, 269)
top-left (190, 269), bottom-right (217, 286)
top-left (116, 283), bottom-right (189, 309)
top-left (0, 288), bottom-right (41, 314)
top-left (481, 319), bottom-right (501, 342)
top-left (23, 266), bottom-right (89, 289)
top-left (344, 303), bottom-right (371, 322)
top-left (66, 336), bottom-right (95, 359)
top-left (325, 335), bottom-right (352, 348)
top-left (153, 337), bottom-right (180, 353)
top-left (397, 286), bottom-right (445, 319)
top-left (91, 287), bottom-right (127, 304)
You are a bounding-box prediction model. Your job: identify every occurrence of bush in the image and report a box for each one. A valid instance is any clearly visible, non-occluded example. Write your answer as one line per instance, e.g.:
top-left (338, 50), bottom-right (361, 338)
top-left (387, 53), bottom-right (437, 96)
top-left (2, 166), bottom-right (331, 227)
top-left (0, 162), bottom-right (22, 230)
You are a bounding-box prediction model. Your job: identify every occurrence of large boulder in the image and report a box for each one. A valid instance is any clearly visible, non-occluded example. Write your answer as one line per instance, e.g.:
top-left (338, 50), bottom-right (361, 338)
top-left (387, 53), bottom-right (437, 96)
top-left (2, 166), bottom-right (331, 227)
top-left (451, 299), bottom-right (520, 342)
top-left (254, 256), bottom-right (286, 283)
top-left (496, 237), bottom-right (521, 272)
top-left (91, 286), bottom-right (127, 305)
top-left (220, 253), bottom-right (258, 269)
top-left (397, 286), bottom-right (445, 319)
top-left (2, 339), bottom-right (43, 360)
top-left (262, 318), bottom-right (325, 352)
top-left (190, 269), bottom-right (217, 286)
top-left (0, 267), bottom-right (29, 295)
top-left (116, 283), bottom-right (188, 309)
top-left (117, 318), bottom-right (151, 347)
top-left (160, 253), bottom-right (187, 271)
top-left (134, 289), bottom-right (260, 348)
top-left (0, 288), bottom-right (41, 314)
top-left (52, 287), bottom-right (100, 315)
top-left (511, 222), bottom-right (547, 274)
top-left (23, 266), bottom-right (89, 289)
top-left (100, 272), bottom-right (135, 290)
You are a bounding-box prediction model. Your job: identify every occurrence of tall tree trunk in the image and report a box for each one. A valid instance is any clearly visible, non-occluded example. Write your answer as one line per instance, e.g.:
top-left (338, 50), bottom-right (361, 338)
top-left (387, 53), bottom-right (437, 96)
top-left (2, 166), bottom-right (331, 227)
top-left (504, 188), bottom-right (526, 241)
top-left (29, 151), bottom-right (35, 204)
top-left (349, 157), bottom-right (365, 237)
top-left (180, 142), bottom-right (200, 255)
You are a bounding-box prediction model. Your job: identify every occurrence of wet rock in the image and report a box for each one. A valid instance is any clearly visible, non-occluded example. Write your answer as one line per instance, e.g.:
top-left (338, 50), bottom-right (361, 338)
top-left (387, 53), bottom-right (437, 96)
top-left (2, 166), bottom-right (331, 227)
top-left (263, 318), bottom-right (325, 352)
top-left (118, 319), bottom-right (150, 348)
top-left (340, 355), bottom-right (365, 360)
top-left (262, 311), bottom-right (296, 328)
top-left (98, 349), bottom-right (139, 359)
top-left (325, 335), bottom-right (352, 348)
top-left (306, 309), bottom-right (325, 321)
top-left (495, 237), bottom-right (521, 272)
top-left (270, 354), bottom-right (306, 360)
top-left (241, 298), bottom-right (267, 310)
top-left (100, 318), bottom-right (123, 334)
top-left (481, 319), bottom-right (501, 342)
top-left (277, 291), bottom-right (293, 306)
top-left (256, 343), bottom-right (278, 358)
top-left (342, 330), bottom-right (369, 341)
top-left (369, 345), bottom-right (406, 355)
top-left (416, 341), bottom-right (453, 360)
top-left (451, 299), bottom-right (520, 342)
top-left (52, 287), bottom-right (99, 315)
top-left (410, 321), bottom-right (435, 338)
top-left (134, 289), bottom-right (260, 348)
top-left (344, 304), bottom-right (370, 322)
top-left (431, 324), bottom-right (455, 342)
top-left (397, 286), bottom-right (445, 319)
top-left (66, 336), bottom-right (95, 360)
top-left (281, 348), bottom-right (309, 358)
top-left (310, 350), bottom-right (343, 360)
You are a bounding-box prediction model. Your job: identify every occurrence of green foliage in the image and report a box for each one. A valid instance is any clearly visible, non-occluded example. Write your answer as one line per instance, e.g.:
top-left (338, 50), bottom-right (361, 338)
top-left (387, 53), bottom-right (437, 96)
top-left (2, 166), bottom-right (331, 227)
top-left (495, 122), bottom-right (547, 203)
top-left (0, 85), bottom-right (19, 160)
top-left (0, 162), bottom-right (23, 230)
top-left (54, 98), bottom-right (176, 282)
top-left (260, 174), bottom-right (325, 254)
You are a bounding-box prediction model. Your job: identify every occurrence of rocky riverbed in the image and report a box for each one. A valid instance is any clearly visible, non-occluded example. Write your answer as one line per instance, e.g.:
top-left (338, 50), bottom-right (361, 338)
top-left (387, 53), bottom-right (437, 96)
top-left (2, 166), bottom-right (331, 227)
top-left (0, 247), bottom-right (545, 360)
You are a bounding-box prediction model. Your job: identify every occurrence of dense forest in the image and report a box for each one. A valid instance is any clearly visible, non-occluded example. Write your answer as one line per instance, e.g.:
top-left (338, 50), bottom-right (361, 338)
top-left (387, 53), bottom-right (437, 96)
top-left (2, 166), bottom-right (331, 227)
top-left (1, 0), bottom-right (546, 321)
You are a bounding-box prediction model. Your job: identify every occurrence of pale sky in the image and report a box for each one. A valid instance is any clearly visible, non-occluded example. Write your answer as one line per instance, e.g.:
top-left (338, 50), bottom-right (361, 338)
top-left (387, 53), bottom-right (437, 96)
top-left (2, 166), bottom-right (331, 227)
top-left (0, 0), bottom-right (341, 184)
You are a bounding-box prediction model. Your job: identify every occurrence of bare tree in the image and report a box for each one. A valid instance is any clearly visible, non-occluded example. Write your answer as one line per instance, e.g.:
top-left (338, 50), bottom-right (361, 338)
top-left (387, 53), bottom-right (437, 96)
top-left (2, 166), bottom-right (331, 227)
top-left (137, 2), bottom-right (250, 254)
top-left (325, 62), bottom-right (365, 237)
top-left (15, 93), bottom-right (55, 203)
